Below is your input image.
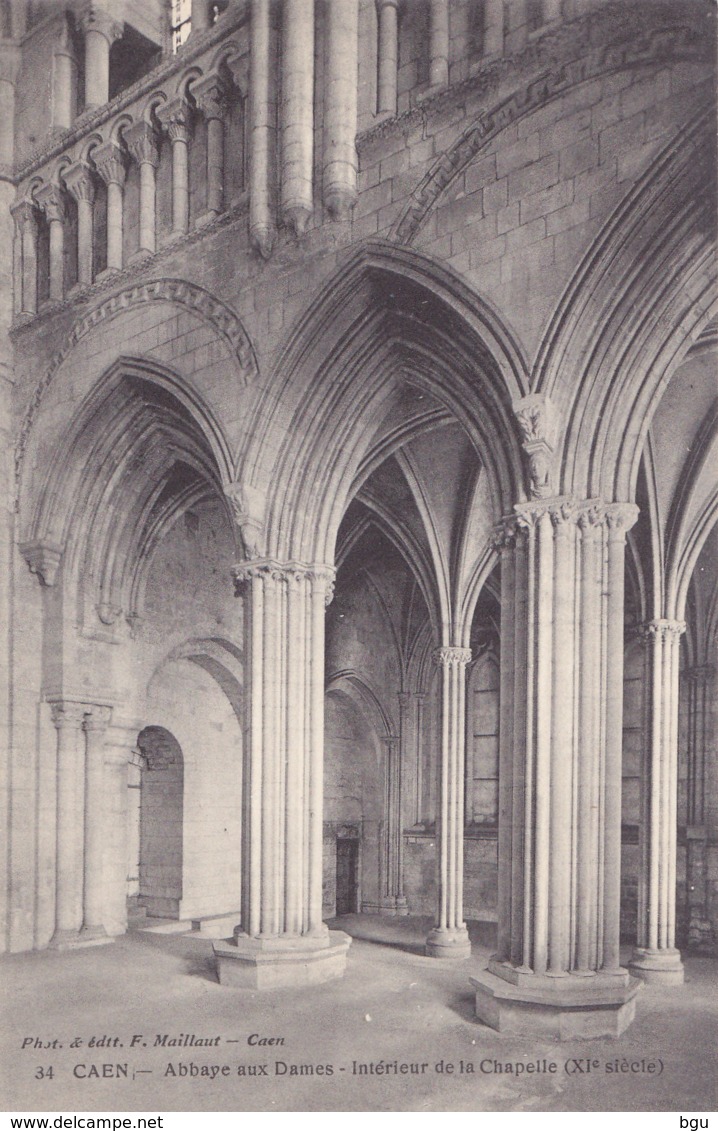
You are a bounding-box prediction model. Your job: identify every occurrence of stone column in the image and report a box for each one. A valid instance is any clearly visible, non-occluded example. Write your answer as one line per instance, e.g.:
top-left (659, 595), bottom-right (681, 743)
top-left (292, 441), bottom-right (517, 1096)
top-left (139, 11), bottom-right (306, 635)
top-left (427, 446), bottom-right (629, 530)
top-left (125, 121), bottom-right (160, 254)
top-left (429, 0), bottom-right (449, 87)
top-left (381, 715), bottom-right (408, 914)
top-left (376, 0), bottom-right (398, 114)
top-left (81, 8), bottom-right (123, 109)
top-left (93, 142), bottom-right (126, 272)
top-left (323, 0), bottom-right (358, 220)
top-left (630, 619), bottom-right (686, 984)
top-left (249, 0), bottom-right (276, 257)
top-left (157, 97), bottom-right (192, 236)
top-left (191, 0), bottom-right (212, 34)
top-left (483, 0), bottom-right (504, 55)
top-left (684, 664), bottom-right (714, 949)
top-left (35, 184), bottom-right (66, 302)
top-left (49, 701), bottom-right (87, 947)
top-left (194, 73), bottom-right (230, 222)
top-left (214, 559), bottom-right (351, 989)
top-left (472, 499), bottom-right (642, 1039)
top-left (52, 18), bottom-right (77, 131)
top-left (426, 646), bottom-right (472, 958)
top-left (11, 200), bottom-right (39, 315)
top-left (82, 706), bottom-right (113, 938)
top-left (281, 0), bottom-right (315, 236)
top-left (542, 0), bottom-right (561, 21)
top-left (64, 160), bottom-right (96, 285)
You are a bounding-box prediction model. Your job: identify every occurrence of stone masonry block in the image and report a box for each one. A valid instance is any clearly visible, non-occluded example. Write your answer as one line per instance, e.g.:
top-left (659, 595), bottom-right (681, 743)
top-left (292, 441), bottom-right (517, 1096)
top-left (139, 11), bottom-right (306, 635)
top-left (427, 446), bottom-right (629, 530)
top-left (598, 112), bottom-right (646, 165)
top-left (496, 132), bottom-right (540, 179)
top-left (519, 178), bottom-right (574, 225)
top-left (508, 155), bottom-right (559, 202)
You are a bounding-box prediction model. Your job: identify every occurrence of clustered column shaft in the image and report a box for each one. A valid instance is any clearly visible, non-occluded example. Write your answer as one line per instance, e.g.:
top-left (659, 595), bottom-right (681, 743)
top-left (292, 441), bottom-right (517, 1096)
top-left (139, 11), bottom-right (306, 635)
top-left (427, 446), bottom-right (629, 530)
top-left (426, 646), bottom-right (472, 958)
top-left (233, 559), bottom-right (335, 940)
top-left (495, 498), bottom-right (638, 977)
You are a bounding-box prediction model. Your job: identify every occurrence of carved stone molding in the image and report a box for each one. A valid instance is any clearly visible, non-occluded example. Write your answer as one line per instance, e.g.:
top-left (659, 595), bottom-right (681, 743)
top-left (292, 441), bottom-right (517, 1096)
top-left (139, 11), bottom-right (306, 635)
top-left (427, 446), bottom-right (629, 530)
top-left (224, 481), bottom-right (265, 559)
top-left (192, 72), bottom-right (231, 122)
top-left (156, 97), bottom-right (193, 143)
top-left (433, 646), bottom-right (472, 667)
top-left (64, 161), bottom-right (96, 204)
top-left (15, 278), bottom-right (259, 493)
top-left (125, 121), bottom-right (160, 168)
top-left (35, 182), bottom-right (67, 223)
top-left (49, 701), bottom-right (88, 729)
top-left (92, 142), bottom-right (127, 187)
top-left (233, 559), bottom-right (336, 606)
top-left (513, 393), bottom-right (558, 500)
top-left (19, 539), bottom-right (63, 586)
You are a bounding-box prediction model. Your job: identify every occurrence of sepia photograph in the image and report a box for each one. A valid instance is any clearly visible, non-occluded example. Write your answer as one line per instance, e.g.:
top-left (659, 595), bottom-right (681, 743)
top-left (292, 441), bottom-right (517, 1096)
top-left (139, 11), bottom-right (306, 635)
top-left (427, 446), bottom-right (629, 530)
top-left (0, 0), bottom-right (716, 1117)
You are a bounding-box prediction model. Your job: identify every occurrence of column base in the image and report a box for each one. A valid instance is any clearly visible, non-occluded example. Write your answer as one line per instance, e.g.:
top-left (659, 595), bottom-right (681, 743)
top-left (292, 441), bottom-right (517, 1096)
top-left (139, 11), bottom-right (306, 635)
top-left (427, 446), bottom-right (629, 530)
top-left (49, 928), bottom-right (114, 951)
top-left (425, 925), bottom-right (471, 959)
top-left (379, 895), bottom-right (409, 917)
top-left (470, 963), bottom-right (641, 1039)
top-left (628, 947), bottom-right (684, 985)
top-left (213, 930), bottom-right (351, 989)
top-left (190, 912), bottom-right (242, 939)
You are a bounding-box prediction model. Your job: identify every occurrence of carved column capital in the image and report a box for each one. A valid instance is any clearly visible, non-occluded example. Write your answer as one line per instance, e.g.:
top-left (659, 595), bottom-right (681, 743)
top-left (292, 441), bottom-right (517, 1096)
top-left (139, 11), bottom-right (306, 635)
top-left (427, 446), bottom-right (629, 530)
top-left (605, 502), bottom-right (640, 540)
top-left (11, 198), bottom-right (39, 233)
top-left (224, 481), bottom-right (265, 559)
top-left (433, 646), bottom-right (472, 668)
top-left (35, 182), bottom-right (67, 223)
top-left (233, 559), bottom-right (337, 606)
top-left (93, 141), bottom-right (127, 187)
top-left (125, 121), bottom-right (160, 168)
top-left (19, 539), bottom-right (63, 587)
top-left (513, 393), bottom-right (559, 500)
top-left (79, 6), bottom-right (124, 45)
top-left (637, 619), bottom-right (687, 643)
top-left (83, 705), bottom-right (113, 732)
top-left (157, 96), bottom-right (193, 143)
top-left (193, 71), bottom-right (231, 121)
top-left (64, 160), bottom-right (96, 205)
top-left (50, 701), bottom-right (88, 730)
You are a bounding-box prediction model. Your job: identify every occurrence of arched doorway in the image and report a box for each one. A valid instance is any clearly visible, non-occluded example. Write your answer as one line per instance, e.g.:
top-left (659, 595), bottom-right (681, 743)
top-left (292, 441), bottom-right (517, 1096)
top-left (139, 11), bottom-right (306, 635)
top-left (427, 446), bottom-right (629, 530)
top-left (137, 726), bottom-right (184, 919)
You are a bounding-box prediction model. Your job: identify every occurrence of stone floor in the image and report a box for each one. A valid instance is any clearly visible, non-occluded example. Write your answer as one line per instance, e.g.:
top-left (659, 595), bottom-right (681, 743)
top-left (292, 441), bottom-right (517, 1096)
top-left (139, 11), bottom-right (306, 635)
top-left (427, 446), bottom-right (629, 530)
top-left (1, 916), bottom-right (715, 1113)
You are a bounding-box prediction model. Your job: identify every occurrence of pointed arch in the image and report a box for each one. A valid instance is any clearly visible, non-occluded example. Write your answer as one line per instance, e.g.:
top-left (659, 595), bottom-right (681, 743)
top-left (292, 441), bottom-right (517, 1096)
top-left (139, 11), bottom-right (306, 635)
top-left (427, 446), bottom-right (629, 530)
top-left (241, 241), bottom-right (528, 566)
top-left (534, 108), bottom-right (717, 501)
